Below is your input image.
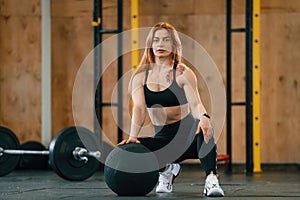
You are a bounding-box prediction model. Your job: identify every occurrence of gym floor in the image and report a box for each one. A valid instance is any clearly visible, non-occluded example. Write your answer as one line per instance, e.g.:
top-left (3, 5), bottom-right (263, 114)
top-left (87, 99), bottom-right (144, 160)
top-left (1, 164), bottom-right (299, 200)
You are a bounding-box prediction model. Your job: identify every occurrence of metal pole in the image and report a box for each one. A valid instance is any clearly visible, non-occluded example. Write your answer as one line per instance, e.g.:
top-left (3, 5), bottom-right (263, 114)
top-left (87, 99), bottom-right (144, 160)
top-left (117, 0), bottom-right (123, 143)
top-left (252, 0), bottom-right (262, 173)
top-left (93, 0), bottom-right (103, 143)
top-left (131, 0), bottom-right (139, 71)
top-left (245, 0), bottom-right (254, 175)
top-left (41, 0), bottom-right (52, 147)
top-left (226, 0), bottom-right (232, 173)
top-left (1, 149), bottom-right (50, 155)
top-left (0, 148), bottom-right (101, 160)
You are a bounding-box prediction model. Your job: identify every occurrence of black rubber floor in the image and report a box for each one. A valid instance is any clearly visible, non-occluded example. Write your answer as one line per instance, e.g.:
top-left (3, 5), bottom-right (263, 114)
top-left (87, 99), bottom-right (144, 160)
top-left (1, 165), bottom-right (299, 200)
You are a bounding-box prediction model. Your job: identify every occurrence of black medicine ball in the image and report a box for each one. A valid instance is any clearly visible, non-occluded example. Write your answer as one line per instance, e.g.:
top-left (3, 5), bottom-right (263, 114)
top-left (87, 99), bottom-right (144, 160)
top-left (104, 143), bottom-right (159, 196)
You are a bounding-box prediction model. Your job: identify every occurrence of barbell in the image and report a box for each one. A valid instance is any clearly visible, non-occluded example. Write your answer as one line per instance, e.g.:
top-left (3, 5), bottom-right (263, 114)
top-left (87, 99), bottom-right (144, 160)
top-left (0, 126), bottom-right (102, 181)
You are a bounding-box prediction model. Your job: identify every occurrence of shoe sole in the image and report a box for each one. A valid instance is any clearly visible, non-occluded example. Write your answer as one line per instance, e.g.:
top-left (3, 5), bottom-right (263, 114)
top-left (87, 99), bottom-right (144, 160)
top-left (204, 188), bottom-right (224, 197)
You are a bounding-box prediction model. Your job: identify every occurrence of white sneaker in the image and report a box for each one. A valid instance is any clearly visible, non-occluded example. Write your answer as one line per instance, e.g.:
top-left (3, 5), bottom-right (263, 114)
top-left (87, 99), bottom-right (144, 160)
top-left (203, 172), bottom-right (224, 197)
top-left (155, 163), bottom-right (182, 193)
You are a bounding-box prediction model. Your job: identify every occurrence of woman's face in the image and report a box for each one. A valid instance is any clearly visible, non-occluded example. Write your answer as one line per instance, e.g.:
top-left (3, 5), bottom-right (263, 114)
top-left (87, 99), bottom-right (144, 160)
top-left (152, 28), bottom-right (173, 58)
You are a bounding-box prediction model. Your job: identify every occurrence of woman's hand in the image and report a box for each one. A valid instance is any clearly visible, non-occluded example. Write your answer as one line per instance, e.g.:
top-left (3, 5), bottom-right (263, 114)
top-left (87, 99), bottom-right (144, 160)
top-left (196, 117), bottom-right (214, 144)
top-left (118, 137), bottom-right (141, 146)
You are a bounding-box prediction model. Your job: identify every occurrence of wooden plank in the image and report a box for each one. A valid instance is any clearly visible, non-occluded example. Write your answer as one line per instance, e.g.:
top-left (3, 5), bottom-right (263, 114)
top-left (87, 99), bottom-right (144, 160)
top-left (195, 0), bottom-right (227, 15)
top-left (51, 16), bottom-right (93, 136)
top-left (139, 0), bottom-right (195, 16)
top-left (0, 0), bottom-right (41, 16)
top-left (261, 0), bottom-right (300, 13)
top-left (51, 0), bottom-right (92, 17)
top-left (0, 15), bottom-right (41, 143)
top-left (102, 107), bottom-right (118, 145)
top-left (260, 13), bottom-right (300, 163)
top-left (232, 106), bottom-right (246, 163)
top-left (197, 0), bottom-right (300, 15)
top-left (51, 0), bottom-right (126, 17)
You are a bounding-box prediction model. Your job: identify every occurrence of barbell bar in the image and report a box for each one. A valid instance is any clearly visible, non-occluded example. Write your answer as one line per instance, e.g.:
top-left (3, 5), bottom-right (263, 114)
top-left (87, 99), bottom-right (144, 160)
top-left (0, 147), bottom-right (101, 160)
top-left (0, 148), bottom-right (50, 156)
top-left (0, 147), bottom-right (101, 161)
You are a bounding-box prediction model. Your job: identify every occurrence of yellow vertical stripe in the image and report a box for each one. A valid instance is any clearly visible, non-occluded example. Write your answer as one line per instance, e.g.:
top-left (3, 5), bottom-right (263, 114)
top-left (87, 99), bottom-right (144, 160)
top-left (253, 0), bottom-right (262, 173)
top-left (131, 0), bottom-right (139, 71)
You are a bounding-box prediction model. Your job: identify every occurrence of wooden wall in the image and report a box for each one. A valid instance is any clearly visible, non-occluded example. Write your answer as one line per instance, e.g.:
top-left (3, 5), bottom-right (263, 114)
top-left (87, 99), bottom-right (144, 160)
top-left (0, 0), bottom-right (299, 164)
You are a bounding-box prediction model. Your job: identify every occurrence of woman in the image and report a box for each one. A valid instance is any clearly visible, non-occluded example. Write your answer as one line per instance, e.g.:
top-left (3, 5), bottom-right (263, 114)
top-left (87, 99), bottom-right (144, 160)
top-left (119, 22), bottom-right (224, 197)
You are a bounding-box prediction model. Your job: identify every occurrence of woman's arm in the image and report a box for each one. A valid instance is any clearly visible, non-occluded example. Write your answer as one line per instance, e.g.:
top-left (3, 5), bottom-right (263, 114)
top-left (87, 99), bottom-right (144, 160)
top-left (180, 67), bottom-right (206, 117)
top-left (181, 67), bottom-right (213, 144)
top-left (118, 74), bottom-right (147, 145)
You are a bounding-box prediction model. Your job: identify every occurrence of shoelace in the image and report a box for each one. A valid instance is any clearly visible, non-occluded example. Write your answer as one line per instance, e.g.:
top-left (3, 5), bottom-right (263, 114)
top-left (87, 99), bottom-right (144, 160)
top-left (206, 176), bottom-right (220, 188)
top-left (210, 183), bottom-right (219, 189)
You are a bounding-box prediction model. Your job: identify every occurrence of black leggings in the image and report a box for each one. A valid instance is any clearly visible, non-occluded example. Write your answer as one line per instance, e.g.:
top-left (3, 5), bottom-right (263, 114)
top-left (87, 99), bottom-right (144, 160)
top-left (138, 114), bottom-right (217, 176)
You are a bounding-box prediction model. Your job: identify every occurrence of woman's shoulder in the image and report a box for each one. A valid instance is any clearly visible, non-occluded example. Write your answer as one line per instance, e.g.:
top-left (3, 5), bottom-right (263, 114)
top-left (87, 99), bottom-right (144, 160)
top-left (132, 71), bottom-right (146, 85)
top-left (175, 63), bottom-right (198, 87)
top-left (176, 63), bottom-right (195, 77)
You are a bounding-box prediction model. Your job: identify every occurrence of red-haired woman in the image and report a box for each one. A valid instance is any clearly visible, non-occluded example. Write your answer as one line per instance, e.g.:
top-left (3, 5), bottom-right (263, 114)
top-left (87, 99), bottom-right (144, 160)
top-left (119, 22), bottom-right (224, 197)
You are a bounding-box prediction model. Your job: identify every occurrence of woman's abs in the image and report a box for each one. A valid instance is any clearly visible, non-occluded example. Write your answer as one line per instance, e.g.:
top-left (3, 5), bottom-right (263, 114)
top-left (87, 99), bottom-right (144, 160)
top-left (147, 103), bottom-right (189, 126)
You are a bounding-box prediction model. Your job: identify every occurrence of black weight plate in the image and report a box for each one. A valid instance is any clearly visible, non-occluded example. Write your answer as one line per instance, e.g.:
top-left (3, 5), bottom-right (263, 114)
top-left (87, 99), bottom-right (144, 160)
top-left (49, 126), bottom-right (100, 181)
top-left (18, 141), bottom-right (48, 169)
top-left (0, 126), bottom-right (20, 176)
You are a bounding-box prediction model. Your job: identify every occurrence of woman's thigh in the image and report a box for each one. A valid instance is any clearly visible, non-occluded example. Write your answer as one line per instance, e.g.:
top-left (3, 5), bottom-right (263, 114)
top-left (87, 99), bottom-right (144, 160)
top-left (138, 137), bottom-right (171, 151)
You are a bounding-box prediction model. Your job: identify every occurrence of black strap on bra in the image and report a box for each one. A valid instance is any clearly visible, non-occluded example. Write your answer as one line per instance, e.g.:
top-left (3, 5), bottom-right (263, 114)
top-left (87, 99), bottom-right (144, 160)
top-left (172, 60), bottom-right (178, 79)
top-left (144, 65), bottom-right (149, 85)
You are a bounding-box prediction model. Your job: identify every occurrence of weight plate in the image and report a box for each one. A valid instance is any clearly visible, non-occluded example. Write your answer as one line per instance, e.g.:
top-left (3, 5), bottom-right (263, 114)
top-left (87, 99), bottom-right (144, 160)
top-left (18, 141), bottom-right (48, 169)
top-left (0, 126), bottom-right (20, 176)
top-left (49, 126), bottom-right (100, 181)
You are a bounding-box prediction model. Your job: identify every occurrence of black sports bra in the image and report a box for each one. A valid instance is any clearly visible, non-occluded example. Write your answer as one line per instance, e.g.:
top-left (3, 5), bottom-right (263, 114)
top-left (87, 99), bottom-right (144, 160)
top-left (144, 62), bottom-right (188, 108)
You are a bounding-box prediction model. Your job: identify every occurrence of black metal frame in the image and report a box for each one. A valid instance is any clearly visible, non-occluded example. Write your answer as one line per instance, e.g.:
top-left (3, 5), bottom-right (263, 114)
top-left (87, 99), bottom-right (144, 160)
top-left (93, 0), bottom-right (124, 144)
top-left (226, 0), bottom-right (254, 174)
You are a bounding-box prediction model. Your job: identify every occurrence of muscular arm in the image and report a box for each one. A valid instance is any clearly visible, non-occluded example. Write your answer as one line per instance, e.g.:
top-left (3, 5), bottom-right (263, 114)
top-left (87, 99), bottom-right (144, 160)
top-left (180, 66), bottom-right (213, 143)
top-left (129, 74), bottom-right (147, 138)
top-left (119, 73), bottom-right (147, 145)
top-left (181, 67), bottom-right (207, 118)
